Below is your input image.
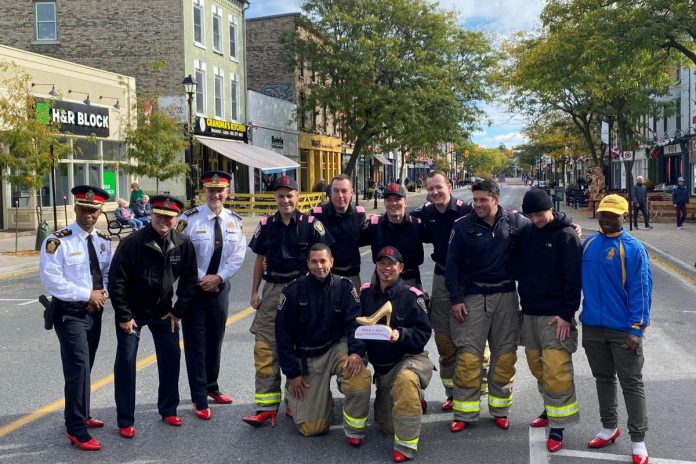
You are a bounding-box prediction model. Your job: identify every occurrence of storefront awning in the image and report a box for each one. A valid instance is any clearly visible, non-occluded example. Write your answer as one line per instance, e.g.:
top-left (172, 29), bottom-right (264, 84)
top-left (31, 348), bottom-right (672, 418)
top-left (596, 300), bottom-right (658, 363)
top-left (374, 154), bottom-right (393, 165)
top-left (195, 135), bottom-right (299, 171)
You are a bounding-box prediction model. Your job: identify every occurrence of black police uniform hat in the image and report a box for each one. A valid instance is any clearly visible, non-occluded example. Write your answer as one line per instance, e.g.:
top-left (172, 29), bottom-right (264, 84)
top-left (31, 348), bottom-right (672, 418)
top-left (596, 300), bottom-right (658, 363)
top-left (150, 195), bottom-right (185, 217)
top-left (201, 170), bottom-right (231, 188)
top-left (71, 185), bottom-right (110, 209)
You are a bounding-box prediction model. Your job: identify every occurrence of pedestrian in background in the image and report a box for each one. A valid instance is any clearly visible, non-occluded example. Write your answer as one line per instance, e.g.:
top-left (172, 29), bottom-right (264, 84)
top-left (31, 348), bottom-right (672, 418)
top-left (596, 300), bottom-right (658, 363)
top-left (177, 171), bottom-right (247, 420)
top-left (39, 185), bottom-right (112, 451)
top-left (517, 188), bottom-right (582, 453)
top-left (632, 177), bottom-right (652, 230)
top-left (672, 176), bottom-right (688, 229)
top-left (109, 195), bottom-right (198, 438)
top-left (581, 194), bottom-right (652, 464)
top-left (128, 182), bottom-right (144, 210)
top-left (115, 199), bottom-right (144, 230)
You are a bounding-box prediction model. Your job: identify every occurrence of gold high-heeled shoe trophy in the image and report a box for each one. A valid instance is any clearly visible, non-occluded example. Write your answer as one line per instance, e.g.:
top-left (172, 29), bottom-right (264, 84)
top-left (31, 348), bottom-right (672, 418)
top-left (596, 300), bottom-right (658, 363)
top-left (355, 301), bottom-right (393, 341)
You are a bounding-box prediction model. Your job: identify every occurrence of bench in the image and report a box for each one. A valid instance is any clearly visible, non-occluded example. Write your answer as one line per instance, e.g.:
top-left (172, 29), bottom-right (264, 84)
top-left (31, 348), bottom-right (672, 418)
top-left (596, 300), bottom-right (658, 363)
top-left (102, 210), bottom-right (133, 239)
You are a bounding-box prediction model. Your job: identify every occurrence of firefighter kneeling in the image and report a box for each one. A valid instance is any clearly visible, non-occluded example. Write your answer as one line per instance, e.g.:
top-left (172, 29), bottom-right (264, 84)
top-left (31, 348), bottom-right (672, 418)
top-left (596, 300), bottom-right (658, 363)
top-left (360, 246), bottom-right (433, 462)
top-left (275, 243), bottom-right (371, 443)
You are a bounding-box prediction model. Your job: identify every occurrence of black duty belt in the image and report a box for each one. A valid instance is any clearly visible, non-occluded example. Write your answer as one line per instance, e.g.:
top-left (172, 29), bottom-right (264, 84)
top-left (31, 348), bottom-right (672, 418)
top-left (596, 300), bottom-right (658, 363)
top-left (53, 298), bottom-right (88, 317)
top-left (264, 271), bottom-right (301, 284)
top-left (466, 280), bottom-right (516, 296)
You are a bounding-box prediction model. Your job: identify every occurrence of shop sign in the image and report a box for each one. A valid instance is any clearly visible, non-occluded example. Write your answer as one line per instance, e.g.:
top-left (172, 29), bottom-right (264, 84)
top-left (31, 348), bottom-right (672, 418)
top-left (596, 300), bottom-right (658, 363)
top-left (664, 144), bottom-right (682, 157)
top-left (271, 136), bottom-right (284, 150)
top-left (690, 139), bottom-right (696, 163)
top-left (195, 117), bottom-right (247, 140)
top-left (102, 170), bottom-right (116, 197)
top-left (36, 100), bottom-right (110, 137)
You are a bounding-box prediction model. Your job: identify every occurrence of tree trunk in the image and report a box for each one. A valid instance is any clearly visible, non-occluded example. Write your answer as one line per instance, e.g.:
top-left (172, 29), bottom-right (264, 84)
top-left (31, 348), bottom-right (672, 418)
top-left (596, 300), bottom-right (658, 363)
top-left (399, 146), bottom-right (408, 183)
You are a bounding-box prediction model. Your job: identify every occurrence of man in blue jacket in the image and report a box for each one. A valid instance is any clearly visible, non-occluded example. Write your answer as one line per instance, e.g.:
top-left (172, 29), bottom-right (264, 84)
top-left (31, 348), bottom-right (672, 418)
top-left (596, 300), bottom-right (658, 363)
top-left (672, 176), bottom-right (689, 229)
top-left (581, 194), bottom-right (652, 464)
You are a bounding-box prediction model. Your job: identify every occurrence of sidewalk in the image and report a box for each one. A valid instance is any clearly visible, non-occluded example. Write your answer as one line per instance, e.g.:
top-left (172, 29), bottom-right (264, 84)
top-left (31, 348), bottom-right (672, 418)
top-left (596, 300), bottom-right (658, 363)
top-left (0, 188), bottom-right (432, 279)
top-left (559, 202), bottom-right (696, 280)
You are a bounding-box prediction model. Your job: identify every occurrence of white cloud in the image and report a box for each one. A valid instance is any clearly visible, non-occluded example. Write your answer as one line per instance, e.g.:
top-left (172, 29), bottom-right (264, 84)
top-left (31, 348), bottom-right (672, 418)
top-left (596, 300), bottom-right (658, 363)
top-left (440, 0), bottom-right (544, 32)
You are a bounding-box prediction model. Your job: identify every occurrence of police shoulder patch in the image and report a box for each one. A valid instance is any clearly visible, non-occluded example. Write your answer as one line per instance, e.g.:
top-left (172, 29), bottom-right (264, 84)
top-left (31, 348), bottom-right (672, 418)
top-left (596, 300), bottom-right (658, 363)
top-left (277, 293), bottom-right (287, 311)
top-left (45, 238), bottom-right (61, 254)
top-left (351, 287), bottom-right (360, 303)
top-left (253, 223), bottom-right (262, 239)
top-left (53, 228), bottom-right (72, 238)
top-left (96, 230), bottom-right (112, 241)
top-left (313, 220), bottom-right (325, 236)
top-left (182, 207), bottom-right (200, 217)
top-left (176, 220), bottom-right (189, 233)
top-left (416, 297), bottom-right (428, 313)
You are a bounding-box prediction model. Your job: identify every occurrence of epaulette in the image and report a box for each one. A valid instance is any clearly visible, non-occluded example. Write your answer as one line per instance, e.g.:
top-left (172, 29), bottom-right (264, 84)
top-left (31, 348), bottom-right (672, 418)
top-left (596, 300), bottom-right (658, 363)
top-left (313, 206), bottom-right (323, 214)
top-left (182, 207), bottom-right (200, 217)
top-left (306, 215), bottom-right (315, 223)
top-left (355, 205), bottom-right (366, 214)
top-left (409, 286), bottom-right (424, 297)
top-left (370, 215), bottom-right (379, 224)
top-left (424, 201), bottom-right (433, 208)
top-left (456, 199), bottom-right (464, 207)
top-left (360, 282), bottom-right (372, 292)
top-left (53, 228), bottom-right (72, 238)
top-left (260, 216), bottom-right (269, 226)
top-left (96, 230), bottom-right (112, 240)
top-left (229, 210), bottom-right (242, 221)
top-left (285, 277), bottom-right (303, 289)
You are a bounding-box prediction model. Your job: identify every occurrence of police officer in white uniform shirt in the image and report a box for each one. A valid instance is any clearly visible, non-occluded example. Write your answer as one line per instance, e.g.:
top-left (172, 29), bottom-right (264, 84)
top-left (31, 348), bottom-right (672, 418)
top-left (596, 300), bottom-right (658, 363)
top-left (39, 185), bottom-right (112, 451)
top-left (178, 170), bottom-right (247, 419)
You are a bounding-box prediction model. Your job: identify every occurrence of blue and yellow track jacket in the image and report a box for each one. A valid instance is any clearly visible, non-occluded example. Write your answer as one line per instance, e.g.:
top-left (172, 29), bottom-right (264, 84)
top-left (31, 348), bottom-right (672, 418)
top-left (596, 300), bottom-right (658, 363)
top-left (580, 229), bottom-right (652, 336)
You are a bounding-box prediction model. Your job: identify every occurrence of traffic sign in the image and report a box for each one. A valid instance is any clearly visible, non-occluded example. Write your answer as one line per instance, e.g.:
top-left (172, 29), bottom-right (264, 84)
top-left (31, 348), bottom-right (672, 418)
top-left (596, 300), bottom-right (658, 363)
top-left (622, 151), bottom-right (633, 160)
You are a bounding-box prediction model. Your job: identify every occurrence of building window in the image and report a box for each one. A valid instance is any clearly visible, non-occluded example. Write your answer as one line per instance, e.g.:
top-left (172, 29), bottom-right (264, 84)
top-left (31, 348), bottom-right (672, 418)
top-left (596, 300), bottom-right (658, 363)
top-left (193, 0), bottom-right (204, 46)
top-left (35, 2), bottom-right (57, 41)
top-left (676, 95), bottom-right (682, 132)
top-left (228, 16), bottom-right (238, 59)
top-left (214, 69), bottom-right (224, 119)
top-left (195, 62), bottom-right (206, 115)
top-left (230, 74), bottom-right (239, 121)
top-left (212, 7), bottom-right (222, 53)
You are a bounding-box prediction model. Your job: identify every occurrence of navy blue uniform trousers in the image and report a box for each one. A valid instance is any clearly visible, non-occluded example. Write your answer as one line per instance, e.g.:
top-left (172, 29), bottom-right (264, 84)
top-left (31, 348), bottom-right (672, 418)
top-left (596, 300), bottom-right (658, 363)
top-left (114, 317), bottom-right (180, 427)
top-left (182, 282), bottom-right (230, 409)
top-left (55, 311), bottom-right (102, 438)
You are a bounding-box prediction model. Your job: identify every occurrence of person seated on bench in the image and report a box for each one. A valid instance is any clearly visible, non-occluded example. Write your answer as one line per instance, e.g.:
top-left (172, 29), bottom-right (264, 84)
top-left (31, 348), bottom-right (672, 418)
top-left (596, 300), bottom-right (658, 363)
top-left (133, 195), bottom-right (152, 224)
top-left (115, 198), bottom-right (144, 230)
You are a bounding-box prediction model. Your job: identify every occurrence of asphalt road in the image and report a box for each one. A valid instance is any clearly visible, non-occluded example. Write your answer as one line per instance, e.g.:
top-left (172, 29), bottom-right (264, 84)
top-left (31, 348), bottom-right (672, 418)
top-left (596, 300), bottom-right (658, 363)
top-left (1, 184), bottom-right (695, 463)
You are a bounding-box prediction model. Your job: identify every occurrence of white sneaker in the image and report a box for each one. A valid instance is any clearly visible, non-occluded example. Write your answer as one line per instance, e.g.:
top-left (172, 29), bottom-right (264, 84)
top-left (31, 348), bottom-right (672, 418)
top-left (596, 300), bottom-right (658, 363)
top-left (678, 226), bottom-right (684, 230)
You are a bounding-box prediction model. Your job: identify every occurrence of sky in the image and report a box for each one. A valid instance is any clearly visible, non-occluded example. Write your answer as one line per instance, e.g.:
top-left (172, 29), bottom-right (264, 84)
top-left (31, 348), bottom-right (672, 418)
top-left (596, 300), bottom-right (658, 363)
top-left (246, 0), bottom-right (546, 148)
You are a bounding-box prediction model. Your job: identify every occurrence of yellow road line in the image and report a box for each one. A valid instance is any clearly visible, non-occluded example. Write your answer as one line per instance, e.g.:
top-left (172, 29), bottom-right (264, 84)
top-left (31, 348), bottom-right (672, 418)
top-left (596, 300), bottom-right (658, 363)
top-left (0, 305), bottom-right (255, 438)
top-left (649, 254), bottom-right (696, 287)
top-left (0, 267), bottom-right (39, 280)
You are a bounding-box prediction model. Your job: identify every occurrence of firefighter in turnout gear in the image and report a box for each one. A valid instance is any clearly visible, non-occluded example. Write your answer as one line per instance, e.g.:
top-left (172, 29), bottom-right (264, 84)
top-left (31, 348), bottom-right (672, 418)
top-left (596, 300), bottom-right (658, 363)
top-left (275, 243), bottom-right (371, 444)
top-left (410, 170), bottom-right (479, 411)
top-left (360, 246), bottom-right (433, 462)
top-left (244, 176), bottom-right (333, 427)
top-left (518, 188), bottom-right (583, 453)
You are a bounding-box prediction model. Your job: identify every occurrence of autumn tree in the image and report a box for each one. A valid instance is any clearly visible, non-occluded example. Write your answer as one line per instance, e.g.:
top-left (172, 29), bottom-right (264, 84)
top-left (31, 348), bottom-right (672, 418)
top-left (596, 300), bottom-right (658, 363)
top-left (287, 0), bottom-right (496, 175)
top-left (0, 61), bottom-right (71, 194)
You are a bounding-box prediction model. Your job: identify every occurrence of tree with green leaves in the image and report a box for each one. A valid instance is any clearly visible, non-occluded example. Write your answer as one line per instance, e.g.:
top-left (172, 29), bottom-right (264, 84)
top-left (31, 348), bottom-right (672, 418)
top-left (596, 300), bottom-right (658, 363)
top-left (0, 61), bottom-right (71, 194)
top-left (286, 0), bottom-right (496, 175)
top-left (122, 97), bottom-right (188, 194)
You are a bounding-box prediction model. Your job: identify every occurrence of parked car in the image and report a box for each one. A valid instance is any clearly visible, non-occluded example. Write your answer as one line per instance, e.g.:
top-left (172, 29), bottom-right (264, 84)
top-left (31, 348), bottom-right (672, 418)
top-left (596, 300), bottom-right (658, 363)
top-left (653, 183), bottom-right (674, 192)
top-left (531, 180), bottom-right (551, 194)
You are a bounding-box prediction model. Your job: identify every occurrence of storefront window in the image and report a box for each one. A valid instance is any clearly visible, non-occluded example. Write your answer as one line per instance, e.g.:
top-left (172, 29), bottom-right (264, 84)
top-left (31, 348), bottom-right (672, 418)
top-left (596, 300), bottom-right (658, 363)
top-left (56, 162), bottom-right (70, 205)
top-left (118, 167), bottom-right (129, 202)
top-left (73, 164), bottom-right (86, 186)
top-left (89, 164), bottom-right (101, 187)
top-left (103, 141), bottom-right (127, 161)
top-left (74, 138), bottom-right (99, 160)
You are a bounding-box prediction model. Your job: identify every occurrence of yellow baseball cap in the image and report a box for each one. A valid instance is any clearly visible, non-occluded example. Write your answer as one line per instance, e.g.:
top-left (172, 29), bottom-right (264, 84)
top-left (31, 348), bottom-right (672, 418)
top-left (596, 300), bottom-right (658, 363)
top-left (596, 194), bottom-right (628, 215)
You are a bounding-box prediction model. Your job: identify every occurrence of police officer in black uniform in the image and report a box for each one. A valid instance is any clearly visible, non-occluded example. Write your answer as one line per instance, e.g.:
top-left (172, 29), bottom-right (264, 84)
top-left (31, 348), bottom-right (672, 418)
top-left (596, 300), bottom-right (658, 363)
top-left (360, 183), bottom-right (425, 288)
top-left (310, 174), bottom-right (366, 290)
top-left (243, 176), bottom-right (333, 426)
top-left (410, 170), bottom-right (472, 410)
top-left (39, 185), bottom-right (112, 451)
top-left (109, 195), bottom-right (198, 438)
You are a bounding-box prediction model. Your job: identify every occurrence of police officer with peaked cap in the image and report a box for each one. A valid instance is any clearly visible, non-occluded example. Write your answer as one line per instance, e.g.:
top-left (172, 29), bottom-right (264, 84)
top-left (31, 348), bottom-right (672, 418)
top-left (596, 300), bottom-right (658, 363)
top-left (178, 171), bottom-right (247, 420)
top-left (243, 175), bottom-right (333, 427)
top-left (109, 194), bottom-right (198, 438)
top-left (39, 185), bottom-right (112, 451)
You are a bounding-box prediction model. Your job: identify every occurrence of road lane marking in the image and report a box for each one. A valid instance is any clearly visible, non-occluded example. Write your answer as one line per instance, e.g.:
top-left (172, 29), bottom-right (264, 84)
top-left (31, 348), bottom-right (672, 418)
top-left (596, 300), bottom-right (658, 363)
top-left (529, 425), bottom-right (547, 464)
top-left (0, 268), bottom-right (39, 280)
top-left (650, 254), bottom-right (696, 288)
top-left (17, 299), bottom-right (38, 306)
top-left (555, 449), bottom-right (696, 464)
top-left (0, 305), bottom-right (255, 438)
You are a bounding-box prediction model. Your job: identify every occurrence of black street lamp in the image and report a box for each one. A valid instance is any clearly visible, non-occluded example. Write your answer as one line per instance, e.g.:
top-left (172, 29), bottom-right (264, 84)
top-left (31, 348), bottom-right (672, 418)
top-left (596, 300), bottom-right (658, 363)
top-left (182, 74), bottom-right (198, 206)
